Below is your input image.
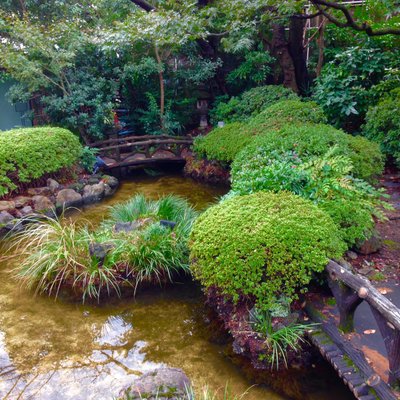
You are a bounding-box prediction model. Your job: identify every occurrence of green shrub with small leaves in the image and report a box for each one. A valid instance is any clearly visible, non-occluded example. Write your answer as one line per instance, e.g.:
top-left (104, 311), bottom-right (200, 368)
top-left (193, 122), bottom-right (258, 164)
top-left (189, 191), bottom-right (346, 310)
top-left (210, 85), bottom-right (298, 124)
top-left (248, 100), bottom-right (327, 131)
top-left (363, 88), bottom-right (400, 167)
top-left (233, 123), bottom-right (383, 181)
top-left (0, 127), bottom-right (82, 196)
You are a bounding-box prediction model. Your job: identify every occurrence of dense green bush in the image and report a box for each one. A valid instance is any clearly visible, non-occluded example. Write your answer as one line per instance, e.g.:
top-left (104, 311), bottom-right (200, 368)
top-left (210, 85), bottom-right (298, 124)
top-left (8, 195), bottom-right (198, 302)
top-left (193, 122), bottom-right (257, 164)
top-left (190, 192), bottom-right (346, 310)
top-left (233, 123), bottom-right (383, 181)
top-left (0, 127), bottom-right (82, 196)
top-left (229, 150), bottom-right (387, 246)
top-left (363, 89), bottom-right (400, 167)
top-left (248, 99), bottom-right (327, 131)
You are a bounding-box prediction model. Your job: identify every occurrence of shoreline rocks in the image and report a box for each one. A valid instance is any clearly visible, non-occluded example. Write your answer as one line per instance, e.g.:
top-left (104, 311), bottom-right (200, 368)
top-left (0, 174), bottom-right (119, 236)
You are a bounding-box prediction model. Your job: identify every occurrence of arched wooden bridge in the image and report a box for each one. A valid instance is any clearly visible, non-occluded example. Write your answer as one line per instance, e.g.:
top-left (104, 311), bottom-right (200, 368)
top-left (90, 134), bottom-right (193, 170)
top-left (306, 261), bottom-right (400, 400)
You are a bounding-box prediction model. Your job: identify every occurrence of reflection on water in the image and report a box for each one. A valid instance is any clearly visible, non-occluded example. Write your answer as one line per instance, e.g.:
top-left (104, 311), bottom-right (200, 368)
top-left (0, 174), bottom-right (353, 400)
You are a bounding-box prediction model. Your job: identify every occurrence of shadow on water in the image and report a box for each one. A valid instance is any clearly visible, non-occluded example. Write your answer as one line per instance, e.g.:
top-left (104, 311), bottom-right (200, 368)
top-left (0, 173), bottom-right (354, 399)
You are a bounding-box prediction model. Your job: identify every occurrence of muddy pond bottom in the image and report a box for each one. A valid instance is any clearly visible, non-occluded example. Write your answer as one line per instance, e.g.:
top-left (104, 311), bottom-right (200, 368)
top-left (0, 174), bottom-right (353, 400)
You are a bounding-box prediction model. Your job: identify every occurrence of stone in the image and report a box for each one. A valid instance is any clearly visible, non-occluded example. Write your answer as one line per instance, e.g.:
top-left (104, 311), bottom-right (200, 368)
top-left (120, 368), bottom-right (191, 400)
top-left (82, 182), bottom-right (105, 204)
top-left (355, 231), bottom-right (383, 255)
top-left (88, 175), bottom-right (102, 185)
top-left (114, 221), bottom-right (141, 233)
top-left (14, 196), bottom-right (31, 208)
top-left (56, 189), bottom-right (83, 208)
top-left (346, 250), bottom-right (358, 260)
top-left (46, 178), bottom-right (60, 193)
top-left (0, 200), bottom-right (15, 212)
top-left (102, 175), bottom-right (119, 189)
top-left (89, 242), bottom-right (114, 264)
top-left (104, 184), bottom-right (113, 197)
top-left (27, 187), bottom-right (51, 196)
top-left (20, 206), bottom-right (33, 216)
top-left (32, 195), bottom-right (55, 212)
top-left (0, 211), bottom-right (14, 225)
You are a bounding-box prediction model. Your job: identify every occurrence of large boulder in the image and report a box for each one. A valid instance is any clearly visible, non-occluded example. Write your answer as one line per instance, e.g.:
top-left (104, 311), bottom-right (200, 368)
top-left (0, 200), bottom-right (15, 212)
top-left (120, 368), bottom-right (191, 400)
top-left (82, 182), bottom-right (105, 204)
top-left (32, 195), bottom-right (54, 212)
top-left (103, 175), bottom-right (119, 189)
top-left (355, 231), bottom-right (383, 255)
top-left (56, 189), bottom-right (83, 208)
top-left (27, 187), bottom-right (51, 196)
top-left (46, 178), bottom-right (60, 193)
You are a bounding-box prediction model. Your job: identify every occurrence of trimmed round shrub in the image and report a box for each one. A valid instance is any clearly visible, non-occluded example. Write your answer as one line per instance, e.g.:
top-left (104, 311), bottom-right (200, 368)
top-left (233, 123), bottom-right (383, 181)
top-left (193, 122), bottom-right (257, 164)
top-left (363, 89), bottom-right (400, 167)
top-left (0, 127), bottom-right (82, 196)
top-left (189, 192), bottom-right (346, 310)
top-left (210, 85), bottom-right (298, 123)
top-left (248, 99), bottom-right (327, 131)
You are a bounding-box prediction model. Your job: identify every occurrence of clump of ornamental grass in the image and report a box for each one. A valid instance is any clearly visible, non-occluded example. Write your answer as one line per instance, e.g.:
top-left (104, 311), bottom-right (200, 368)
top-left (3, 195), bottom-right (198, 302)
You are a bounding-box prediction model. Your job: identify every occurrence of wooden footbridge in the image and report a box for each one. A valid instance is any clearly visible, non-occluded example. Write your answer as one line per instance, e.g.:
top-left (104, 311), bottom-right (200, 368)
top-left (90, 135), bottom-right (193, 171)
top-left (306, 260), bottom-right (400, 400)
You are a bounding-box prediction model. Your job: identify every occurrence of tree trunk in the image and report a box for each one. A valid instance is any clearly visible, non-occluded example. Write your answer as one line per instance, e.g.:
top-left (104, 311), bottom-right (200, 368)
top-left (271, 24), bottom-right (299, 93)
top-left (154, 45), bottom-right (165, 131)
top-left (288, 17), bottom-right (309, 95)
top-left (316, 16), bottom-right (327, 77)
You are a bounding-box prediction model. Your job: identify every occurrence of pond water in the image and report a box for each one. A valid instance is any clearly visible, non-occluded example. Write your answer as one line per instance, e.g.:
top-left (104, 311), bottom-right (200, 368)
top-left (0, 174), bottom-right (354, 400)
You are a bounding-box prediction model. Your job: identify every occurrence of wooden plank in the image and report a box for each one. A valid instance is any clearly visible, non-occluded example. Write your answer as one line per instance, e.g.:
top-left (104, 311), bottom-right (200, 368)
top-left (90, 135), bottom-right (191, 148)
top-left (306, 303), bottom-right (397, 400)
top-left (105, 157), bottom-right (185, 169)
top-left (98, 139), bottom-right (192, 152)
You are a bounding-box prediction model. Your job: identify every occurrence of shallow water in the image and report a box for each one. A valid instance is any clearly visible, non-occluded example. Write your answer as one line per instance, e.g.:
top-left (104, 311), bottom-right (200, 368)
top-left (0, 174), bottom-right (353, 399)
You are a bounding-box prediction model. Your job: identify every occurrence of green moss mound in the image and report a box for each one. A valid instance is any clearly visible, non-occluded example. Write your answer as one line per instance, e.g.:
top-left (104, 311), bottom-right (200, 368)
top-left (193, 122), bottom-right (258, 164)
top-left (249, 99), bottom-right (327, 131)
top-left (210, 85), bottom-right (298, 123)
top-left (363, 89), bottom-right (400, 167)
top-left (233, 123), bottom-right (383, 181)
top-left (0, 127), bottom-right (82, 196)
top-left (189, 192), bottom-right (346, 309)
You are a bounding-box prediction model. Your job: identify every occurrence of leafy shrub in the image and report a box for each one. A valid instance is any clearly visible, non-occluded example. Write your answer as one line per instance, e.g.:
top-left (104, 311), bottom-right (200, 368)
top-left (189, 192), bottom-right (346, 310)
top-left (363, 89), bottom-right (400, 167)
top-left (193, 123), bottom-right (256, 164)
top-left (248, 100), bottom-right (327, 131)
top-left (80, 146), bottom-right (98, 173)
top-left (7, 195), bottom-right (198, 302)
top-left (210, 85), bottom-right (298, 124)
top-left (233, 123), bottom-right (383, 181)
top-left (0, 127), bottom-right (82, 197)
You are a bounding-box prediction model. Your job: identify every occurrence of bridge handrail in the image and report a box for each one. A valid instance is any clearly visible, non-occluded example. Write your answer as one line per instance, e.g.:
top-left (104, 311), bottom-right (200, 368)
top-left (326, 260), bottom-right (400, 386)
top-left (96, 138), bottom-right (193, 153)
top-left (90, 134), bottom-right (192, 148)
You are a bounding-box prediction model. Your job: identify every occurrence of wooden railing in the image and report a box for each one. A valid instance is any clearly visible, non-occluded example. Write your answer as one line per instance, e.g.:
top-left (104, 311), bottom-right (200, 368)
top-left (90, 135), bottom-right (193, 167)
top-left (326, 260), bottom-right (400, 387)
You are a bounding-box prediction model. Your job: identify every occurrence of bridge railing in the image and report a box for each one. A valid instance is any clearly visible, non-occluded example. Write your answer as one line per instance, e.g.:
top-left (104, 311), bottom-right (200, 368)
top-left (326, 260), bottom-right (400, 387)
top-left (89, 135), bottom-right (193, 164)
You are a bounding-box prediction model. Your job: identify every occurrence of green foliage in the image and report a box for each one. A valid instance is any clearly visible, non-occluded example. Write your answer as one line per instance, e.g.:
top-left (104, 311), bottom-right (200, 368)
top-left (233, 123), bottom-right (383, 181)
top-left (79, 146), bottom-right (98, 173)
top-left (314, 45), bottom-right (400, 130)
top-left (6, 195), bottom-right (198, 302)
top-left (210, 85), bottom-right (298, 124)
top-left (248, 100), bottom-right (327, 130)
top-left (193, 123), bottom-right (256, 164)
top-left (190, 192), bottom-right (346, 310)
top-left (0, 127), bottom-right (82, 197)
top-left (363, 88), bottom-right (400, 167)
top-left (250, 308), bottom-right (311, 370)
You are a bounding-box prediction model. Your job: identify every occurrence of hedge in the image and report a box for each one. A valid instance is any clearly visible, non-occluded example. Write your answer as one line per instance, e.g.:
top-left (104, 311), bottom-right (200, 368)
top-left (0, 127), bottom-right (82, 196)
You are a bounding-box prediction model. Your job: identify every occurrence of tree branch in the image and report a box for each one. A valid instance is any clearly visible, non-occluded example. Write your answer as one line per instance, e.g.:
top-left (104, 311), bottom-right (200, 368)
top-left (129, 0), bottom-right (155, 12)
top-left (311, 0), bottom-right (400, 36)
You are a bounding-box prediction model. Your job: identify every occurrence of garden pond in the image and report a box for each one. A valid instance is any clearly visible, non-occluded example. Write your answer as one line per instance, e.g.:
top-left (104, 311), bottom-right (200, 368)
top-left (0, 174), bottom-right (354, 400)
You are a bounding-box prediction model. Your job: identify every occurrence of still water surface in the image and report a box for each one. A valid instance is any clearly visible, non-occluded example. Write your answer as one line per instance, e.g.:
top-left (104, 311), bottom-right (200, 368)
top-left (0, 175), bottom-right (353, 399)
